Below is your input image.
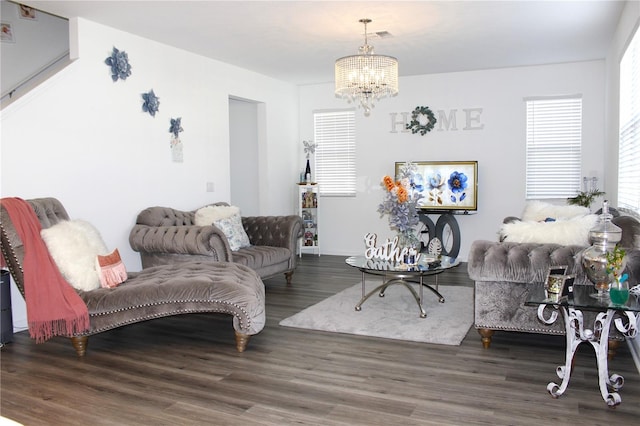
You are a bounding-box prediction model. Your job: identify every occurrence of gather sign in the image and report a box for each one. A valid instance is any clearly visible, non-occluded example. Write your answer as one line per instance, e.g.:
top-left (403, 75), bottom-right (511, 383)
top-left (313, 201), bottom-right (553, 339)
top-left (364, 233), bottom-right (419, 263)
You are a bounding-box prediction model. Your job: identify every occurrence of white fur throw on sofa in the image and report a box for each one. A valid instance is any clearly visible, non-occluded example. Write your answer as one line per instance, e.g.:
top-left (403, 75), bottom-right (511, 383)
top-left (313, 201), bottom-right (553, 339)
top-left (521, 200), bottom-right (590, 222)
top-left (499, 214), bottom-right (598, 246)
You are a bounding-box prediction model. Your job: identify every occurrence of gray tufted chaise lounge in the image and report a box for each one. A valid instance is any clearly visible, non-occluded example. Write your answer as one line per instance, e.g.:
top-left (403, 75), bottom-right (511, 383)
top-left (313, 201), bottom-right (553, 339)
top-left (467, 213), bottom-right (640, 352)
top-left (129, 203), bottom-right (303, 284)
top-left (0, 198), bottom-right (265, 356)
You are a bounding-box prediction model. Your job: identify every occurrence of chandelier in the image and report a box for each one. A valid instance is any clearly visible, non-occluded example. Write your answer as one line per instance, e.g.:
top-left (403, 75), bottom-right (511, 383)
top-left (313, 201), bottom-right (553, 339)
top-left (335, 18), bottom-right (399, 116)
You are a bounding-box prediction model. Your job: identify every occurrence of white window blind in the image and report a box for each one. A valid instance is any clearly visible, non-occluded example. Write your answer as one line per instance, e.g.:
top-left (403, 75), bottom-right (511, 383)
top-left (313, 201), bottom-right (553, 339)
top-left (314, 110), bottom-right (356, 196)
top-left (525, 96), bottom-right (582, 199)
top-left (618, 26), bottom-right (640, 214)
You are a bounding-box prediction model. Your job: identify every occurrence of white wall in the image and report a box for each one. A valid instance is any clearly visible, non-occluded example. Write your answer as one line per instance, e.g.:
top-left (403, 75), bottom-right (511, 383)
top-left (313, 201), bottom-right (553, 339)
top-left (299, 61), bottom-right (607, 259)
top-left (1, 18), bottom-right (299, 330)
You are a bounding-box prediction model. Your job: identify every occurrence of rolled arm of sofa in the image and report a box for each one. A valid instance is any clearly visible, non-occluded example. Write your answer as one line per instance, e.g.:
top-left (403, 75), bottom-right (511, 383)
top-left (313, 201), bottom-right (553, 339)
top-left (242, 215), bottom-right (303, 249)
top-left (129, 224), bottom-right (232, 261)
top-left (467, 240), bottom-right (589, 285)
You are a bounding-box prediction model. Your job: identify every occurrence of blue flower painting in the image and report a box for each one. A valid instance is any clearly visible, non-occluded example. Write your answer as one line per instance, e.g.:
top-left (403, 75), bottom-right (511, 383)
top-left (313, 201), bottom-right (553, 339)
top-left (448, 171), bottom-right (468, 204)
top-left (404, 161), bottom-right (477, 211)
top-left (426, 172), bottom-right (446, 205)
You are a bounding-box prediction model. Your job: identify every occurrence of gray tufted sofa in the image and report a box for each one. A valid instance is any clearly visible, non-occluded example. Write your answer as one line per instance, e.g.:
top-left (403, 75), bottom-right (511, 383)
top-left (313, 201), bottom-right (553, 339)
top-left (129, 203), bottom-right (303, 285)
top-left (467, 213), bottom-right (640, 351)
top-left (0, 198), bottom-right (265, 356)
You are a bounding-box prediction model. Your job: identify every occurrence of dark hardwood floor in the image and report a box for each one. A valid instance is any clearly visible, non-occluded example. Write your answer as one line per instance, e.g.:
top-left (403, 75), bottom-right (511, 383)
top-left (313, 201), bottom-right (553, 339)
top-left (2, 255), bottom-right (639, 425)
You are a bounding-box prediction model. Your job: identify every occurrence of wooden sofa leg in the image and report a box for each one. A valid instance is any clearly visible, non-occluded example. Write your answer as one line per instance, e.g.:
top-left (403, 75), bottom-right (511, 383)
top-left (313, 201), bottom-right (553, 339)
top-left (285, 271), bottom-right (293, 286)
top-left (235, 332), bottom-right (250, 353)
top-left (608, 339), bottom-right (620, 360)
top-left (478, 329), bottom-right (494, 348)
top-left (70, 336), bottom-right (88, 357)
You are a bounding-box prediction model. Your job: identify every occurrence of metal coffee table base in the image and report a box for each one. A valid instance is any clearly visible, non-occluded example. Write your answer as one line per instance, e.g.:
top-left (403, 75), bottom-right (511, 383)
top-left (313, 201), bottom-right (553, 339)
top-left (354, 271), bottom-right (445, 318)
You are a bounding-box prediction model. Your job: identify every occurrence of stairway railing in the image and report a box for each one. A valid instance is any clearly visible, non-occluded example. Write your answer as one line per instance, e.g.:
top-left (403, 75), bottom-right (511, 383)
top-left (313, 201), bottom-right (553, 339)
top-left (1, 51), bottom-right (72, 109)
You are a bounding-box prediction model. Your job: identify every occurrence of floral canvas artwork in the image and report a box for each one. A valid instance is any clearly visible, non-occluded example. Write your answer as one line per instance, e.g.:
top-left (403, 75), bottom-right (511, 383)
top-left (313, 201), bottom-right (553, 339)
top-left (395, 161), bottom-right (478, 211)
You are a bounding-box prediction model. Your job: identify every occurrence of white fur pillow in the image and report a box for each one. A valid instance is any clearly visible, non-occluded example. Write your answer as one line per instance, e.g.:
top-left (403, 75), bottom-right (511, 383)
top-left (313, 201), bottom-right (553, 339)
top-left (500, 214), bottom-right (598, 246)
top-left (194, 205), bottom-right (240, 226)
top-left (521, 201), bottom-right (590, 222)
top-left (41, 220), bottom-right (108, 291)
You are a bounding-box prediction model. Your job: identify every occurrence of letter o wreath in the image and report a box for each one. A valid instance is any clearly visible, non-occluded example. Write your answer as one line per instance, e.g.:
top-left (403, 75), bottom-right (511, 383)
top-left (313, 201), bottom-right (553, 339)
top-left (406, 106), bottom-right (437, 135)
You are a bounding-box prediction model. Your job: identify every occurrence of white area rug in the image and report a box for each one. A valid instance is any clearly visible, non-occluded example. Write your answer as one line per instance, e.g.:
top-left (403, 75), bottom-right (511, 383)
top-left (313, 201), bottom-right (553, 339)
top-left (279, 283), bottom-right (473, 346)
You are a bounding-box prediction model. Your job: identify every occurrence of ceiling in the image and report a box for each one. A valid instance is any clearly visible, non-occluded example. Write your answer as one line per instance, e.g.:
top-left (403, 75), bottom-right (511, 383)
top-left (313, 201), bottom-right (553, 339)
top-left (24, 1), bottom-right (626, 86)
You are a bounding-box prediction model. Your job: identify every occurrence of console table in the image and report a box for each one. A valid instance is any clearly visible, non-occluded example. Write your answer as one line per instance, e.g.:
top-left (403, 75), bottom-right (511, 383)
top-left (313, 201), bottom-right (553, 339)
top-left (527, 286), bottom-right (639, 407)
top-left (417, 211), bottom-right (475, 259)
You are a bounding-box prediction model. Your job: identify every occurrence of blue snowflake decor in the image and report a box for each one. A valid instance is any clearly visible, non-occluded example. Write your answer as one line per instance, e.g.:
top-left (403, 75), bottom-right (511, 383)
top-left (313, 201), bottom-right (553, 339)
top-left (105, 47), bottom-right (132, 82)
top-left (169, 117), bottom-right (183, 137)
top-left (141, 90), bottom-right (160, 117)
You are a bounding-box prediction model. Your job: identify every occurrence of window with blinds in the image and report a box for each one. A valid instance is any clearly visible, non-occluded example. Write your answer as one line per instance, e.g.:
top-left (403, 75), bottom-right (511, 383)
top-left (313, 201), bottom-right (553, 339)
top-left (525, 96), bottom-right (582, 199)
top-left (313, 110), bottom-right (356, 197)
top-left (618, 26), bottom-right (639, 214)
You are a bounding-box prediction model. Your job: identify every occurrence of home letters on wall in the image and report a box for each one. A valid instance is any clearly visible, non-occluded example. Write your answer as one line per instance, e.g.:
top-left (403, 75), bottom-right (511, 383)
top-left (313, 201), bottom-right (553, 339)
top-left (390, 108), bottom-right (484, 133)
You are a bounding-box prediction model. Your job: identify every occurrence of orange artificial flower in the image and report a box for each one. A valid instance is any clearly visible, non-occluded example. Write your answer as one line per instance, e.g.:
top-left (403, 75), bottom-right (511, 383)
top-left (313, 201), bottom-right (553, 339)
top-left (382, 175), bottom-right (395, 192)
top-left (397, 186), bottom-right (408, 203)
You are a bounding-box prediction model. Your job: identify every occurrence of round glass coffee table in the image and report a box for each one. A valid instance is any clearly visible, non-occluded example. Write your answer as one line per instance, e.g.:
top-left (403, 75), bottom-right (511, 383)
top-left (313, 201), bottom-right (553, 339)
top-left (345, 255), bottom-right (460, 318)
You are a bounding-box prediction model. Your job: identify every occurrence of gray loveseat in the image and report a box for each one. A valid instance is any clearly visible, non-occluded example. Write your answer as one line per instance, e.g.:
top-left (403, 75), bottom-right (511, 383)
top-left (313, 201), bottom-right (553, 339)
top-left (467, 211), bottom-right (640, 351)
top-left (129, 203), bottom-right (303, 285)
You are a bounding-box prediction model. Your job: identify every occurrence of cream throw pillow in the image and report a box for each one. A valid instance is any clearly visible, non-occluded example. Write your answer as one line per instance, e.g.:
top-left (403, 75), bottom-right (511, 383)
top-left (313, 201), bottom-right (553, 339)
top-left (41, 220), bottom-right (108, 291)
top-left (194, 205), bottom-right (240, 226)
top-left (194, 205), bottom-right (251, 251)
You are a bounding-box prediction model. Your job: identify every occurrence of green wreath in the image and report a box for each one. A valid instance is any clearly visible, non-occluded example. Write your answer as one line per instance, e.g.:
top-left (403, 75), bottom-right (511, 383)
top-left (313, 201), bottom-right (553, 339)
top-left (406, 106), bottom-right (437, 136)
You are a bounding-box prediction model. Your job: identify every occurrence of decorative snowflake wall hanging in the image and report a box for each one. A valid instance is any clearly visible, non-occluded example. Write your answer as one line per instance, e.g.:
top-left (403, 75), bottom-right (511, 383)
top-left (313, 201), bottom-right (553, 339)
top-left (169, 117), bottom-right (183, 137)
top-left (105, 46), bottom-right (132, 82)
top-left (141, 90), bottom-right (160, 117)
top-left (303, 140), bottom-right (316, 159)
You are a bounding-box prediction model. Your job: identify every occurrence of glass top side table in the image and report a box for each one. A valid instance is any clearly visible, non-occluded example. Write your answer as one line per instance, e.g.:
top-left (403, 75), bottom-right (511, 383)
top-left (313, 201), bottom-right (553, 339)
top-left (526, 285), bottom-right (639, 407)
top-left (345, 255), bottom-right (460, 318)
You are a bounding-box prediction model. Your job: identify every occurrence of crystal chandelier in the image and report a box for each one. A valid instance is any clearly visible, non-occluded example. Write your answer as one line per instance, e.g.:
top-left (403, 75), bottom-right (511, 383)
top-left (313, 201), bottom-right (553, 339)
top-left (335, 18), bottom-right (399, 116)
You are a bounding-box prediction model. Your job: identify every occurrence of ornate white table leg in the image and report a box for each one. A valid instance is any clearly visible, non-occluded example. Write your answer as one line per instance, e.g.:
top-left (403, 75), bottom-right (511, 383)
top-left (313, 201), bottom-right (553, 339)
top-left (591, 310), bottom-right (637, 407)
top-left (589, 310), bottom-right (623, 407)
top-left (537, 304), bottom-right (638, 407)
top-left (538, 305), bottom-right (581, 399)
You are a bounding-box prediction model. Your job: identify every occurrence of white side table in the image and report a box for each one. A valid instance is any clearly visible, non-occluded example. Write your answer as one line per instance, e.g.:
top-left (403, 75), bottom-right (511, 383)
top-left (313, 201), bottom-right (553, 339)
top-left (531, 286), bottom-right (639, 407)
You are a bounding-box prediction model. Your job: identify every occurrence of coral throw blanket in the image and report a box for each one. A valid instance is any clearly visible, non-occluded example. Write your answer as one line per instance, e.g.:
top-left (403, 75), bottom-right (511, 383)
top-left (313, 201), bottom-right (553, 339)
top-left (1, 197), bottom-right (90, 342)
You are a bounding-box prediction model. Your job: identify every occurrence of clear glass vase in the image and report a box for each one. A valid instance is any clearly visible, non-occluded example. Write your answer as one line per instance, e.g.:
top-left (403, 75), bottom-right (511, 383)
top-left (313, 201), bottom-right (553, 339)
top-left (397, 231), bottom-right (420, 250)
top-left (397, 231), bottom-right (420, 264)
top-left (582, 201), bottom-right (622, 299)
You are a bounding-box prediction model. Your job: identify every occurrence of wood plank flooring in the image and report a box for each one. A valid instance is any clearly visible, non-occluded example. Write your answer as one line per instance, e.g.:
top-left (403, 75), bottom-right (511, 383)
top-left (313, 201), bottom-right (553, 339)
top-left (2, 255), bottom-right (640, 425)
